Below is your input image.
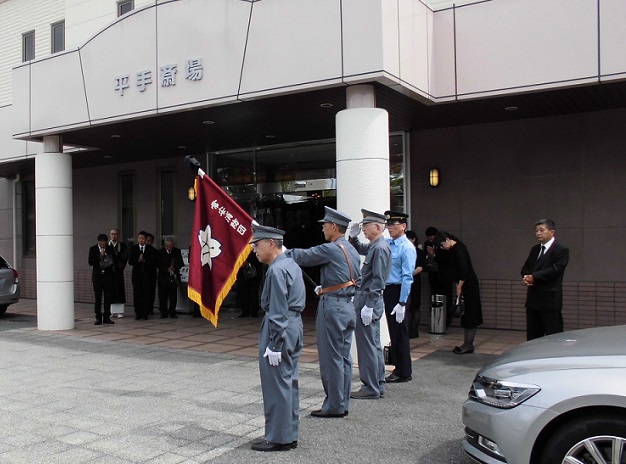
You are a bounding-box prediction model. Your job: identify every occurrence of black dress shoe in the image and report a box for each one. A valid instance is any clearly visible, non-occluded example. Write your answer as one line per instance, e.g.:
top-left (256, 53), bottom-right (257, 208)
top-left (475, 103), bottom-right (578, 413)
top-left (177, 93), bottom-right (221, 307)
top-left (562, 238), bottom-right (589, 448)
top-left (310, 409), bottom-right (348, 418)
top-left (453, 346), bottom-right (475, 354)
top-left (169, 313), bottom-right (177, 319)
top-left (94, 320), bottom-right (102, 325)
top-left (102, 319), bottom-right (115, 325)
top-left (142, 316), bottom-right (148, 320)
top-left (385, 373), bottom-right (412, 383)
top-left (250, 440), bottom-right (292, 452)
top-left (134, 316), bottom-right (142, 321)
top-left (160, 315), bottom-right (168, 319)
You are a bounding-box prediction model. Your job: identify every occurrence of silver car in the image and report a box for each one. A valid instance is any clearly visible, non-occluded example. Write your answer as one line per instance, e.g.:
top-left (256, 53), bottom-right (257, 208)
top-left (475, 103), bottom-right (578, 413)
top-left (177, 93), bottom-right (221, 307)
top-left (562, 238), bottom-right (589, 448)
top-left (462, 325), bottom-right (626, 464)
top-left (0, 254), bottom-right (20, 315)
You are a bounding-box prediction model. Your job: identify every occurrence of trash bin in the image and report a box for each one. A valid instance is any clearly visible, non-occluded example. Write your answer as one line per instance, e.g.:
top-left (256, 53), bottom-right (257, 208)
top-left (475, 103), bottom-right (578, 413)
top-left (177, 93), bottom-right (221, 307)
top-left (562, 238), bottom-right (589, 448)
top-left (430, 294), bottom-right (446, 334)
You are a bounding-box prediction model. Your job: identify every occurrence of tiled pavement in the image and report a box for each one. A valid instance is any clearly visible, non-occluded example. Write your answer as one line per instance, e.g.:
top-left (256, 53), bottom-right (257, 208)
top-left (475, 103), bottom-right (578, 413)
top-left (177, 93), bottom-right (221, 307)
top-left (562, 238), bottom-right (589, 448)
top-left (6, 299), bottom-right (527, 362)
top-left (1, 299), bottom-right (528, 464)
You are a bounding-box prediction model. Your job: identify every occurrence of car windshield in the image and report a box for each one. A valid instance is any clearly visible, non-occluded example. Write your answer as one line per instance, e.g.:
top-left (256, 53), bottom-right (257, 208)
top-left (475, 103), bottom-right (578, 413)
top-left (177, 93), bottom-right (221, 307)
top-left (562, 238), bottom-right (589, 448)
top-left (0, 256), bottom-right (9, 268)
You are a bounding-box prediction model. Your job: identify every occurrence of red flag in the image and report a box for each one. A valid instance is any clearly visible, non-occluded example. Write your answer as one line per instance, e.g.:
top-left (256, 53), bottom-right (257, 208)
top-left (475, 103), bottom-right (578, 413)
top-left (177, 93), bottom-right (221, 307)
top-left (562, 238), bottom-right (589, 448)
top-left (187, 173), bottom-right (253, 327)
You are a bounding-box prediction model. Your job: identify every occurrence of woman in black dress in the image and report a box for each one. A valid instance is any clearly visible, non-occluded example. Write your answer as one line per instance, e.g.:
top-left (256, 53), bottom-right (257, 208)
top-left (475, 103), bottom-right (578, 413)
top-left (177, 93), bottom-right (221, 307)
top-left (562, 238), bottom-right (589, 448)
top-left (434, 231), bottom-right (483, 354)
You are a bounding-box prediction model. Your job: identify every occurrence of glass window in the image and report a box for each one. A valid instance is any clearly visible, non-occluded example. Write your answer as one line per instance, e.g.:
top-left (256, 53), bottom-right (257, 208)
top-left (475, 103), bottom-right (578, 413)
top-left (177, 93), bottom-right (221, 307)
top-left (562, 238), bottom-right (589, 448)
top-left (51, 21), bottom-right (65, 53)
top-left (160, 170), bottom-right (175, 242)
top-left (22, 180), bottom-right (36, 254)
top-left (22, 31), bottom-right (35, 62)
top-left (118, 0), bottom-right (134, 16)
top-left (120, 173), bottom-right (134, 245)
top-left (389, 133), bottom-right (406, 212)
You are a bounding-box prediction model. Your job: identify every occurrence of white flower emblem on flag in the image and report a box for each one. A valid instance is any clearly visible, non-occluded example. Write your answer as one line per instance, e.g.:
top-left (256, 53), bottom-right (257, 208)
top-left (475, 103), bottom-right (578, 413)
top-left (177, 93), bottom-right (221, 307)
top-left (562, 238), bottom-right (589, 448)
top-left (198, 224), bottom-right (222, 269)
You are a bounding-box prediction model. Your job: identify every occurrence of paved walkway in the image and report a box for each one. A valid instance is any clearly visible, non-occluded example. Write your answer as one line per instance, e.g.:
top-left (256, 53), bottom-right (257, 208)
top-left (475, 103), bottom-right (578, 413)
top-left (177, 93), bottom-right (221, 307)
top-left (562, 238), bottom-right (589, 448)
top-left (7, 299), bottom-right (527, 362)
top-left (0, 300), bottom-right (527, 464)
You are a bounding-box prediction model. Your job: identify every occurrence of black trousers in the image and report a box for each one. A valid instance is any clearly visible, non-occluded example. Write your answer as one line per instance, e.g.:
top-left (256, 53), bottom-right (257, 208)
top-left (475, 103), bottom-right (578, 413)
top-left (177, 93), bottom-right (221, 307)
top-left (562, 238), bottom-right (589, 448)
top-left (526, 308), bottom-right (563, 340)
top-left (384, 284), bottom-right (412, 378)
top-left (158, 282), bottom-right (178, 316)
top-left (238, 278), bottom-right (260, 316)
top-left (93, 273), bottom-right (113, 320)
top-left (132, 273), bottom-right (154, 318)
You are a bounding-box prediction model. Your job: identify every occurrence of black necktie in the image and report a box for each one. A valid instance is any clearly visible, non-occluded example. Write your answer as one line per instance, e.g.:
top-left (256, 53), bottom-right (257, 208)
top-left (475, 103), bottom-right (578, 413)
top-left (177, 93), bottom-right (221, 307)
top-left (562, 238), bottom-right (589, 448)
top-left (141, 246), bottom-right (144, 253)
top-left (539, 245), bottom-right (545, 259)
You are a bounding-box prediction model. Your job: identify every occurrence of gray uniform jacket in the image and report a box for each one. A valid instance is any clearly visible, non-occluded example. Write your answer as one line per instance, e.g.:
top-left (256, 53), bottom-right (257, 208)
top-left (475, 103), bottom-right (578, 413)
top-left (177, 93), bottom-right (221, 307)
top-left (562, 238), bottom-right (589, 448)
top-left (349, 236), bottom-right (391, 309)
top-left (260, 253), bottom-right (306, 351)
top-left (285, 237), bottom-right (362, 293)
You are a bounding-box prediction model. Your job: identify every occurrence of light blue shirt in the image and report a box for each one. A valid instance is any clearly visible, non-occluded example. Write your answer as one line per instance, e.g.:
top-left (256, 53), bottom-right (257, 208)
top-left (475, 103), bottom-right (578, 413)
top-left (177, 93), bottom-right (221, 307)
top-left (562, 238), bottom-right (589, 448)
top-left (386, 234), bottom-right (416, 303)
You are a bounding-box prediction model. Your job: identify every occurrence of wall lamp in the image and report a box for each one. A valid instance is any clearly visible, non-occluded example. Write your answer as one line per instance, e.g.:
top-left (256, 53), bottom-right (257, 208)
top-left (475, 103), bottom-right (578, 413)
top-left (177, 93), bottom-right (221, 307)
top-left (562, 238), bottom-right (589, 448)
top-left (429, 168), bottom-right (440, 187)
top-left (188, 186), bottom-right (196, 201)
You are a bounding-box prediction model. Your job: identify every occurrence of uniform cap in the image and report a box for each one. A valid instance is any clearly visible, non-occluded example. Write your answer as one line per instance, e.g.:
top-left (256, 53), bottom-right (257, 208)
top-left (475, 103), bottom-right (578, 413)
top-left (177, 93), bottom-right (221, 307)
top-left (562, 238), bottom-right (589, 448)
top-left (385, 210), bottom-right (409, 225)
top-left (361, 209), bottom-right (387, 224)
top-left (250, 224), bottom-right (285, 243)
top-left (318, 206), bottom-right (351, 228)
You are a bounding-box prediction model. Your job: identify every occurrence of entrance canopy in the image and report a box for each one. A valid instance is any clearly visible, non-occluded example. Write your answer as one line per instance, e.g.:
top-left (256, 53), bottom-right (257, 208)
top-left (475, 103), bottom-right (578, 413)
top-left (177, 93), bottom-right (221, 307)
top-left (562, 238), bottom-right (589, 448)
top-left (7, 0), bottom-right (626, 175)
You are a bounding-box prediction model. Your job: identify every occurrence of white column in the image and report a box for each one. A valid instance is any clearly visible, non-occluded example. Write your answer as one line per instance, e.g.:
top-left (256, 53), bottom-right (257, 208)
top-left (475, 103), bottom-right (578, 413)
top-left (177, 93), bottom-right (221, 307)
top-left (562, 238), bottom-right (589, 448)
top-left (336, 85), bottom-right (391, 358)
top-left (36, 136), bottom-right (75, 330)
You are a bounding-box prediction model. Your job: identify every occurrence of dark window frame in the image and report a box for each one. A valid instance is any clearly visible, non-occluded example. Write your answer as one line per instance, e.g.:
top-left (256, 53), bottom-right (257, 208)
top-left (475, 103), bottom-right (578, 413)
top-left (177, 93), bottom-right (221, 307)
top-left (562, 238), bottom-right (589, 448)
top-left (119, 172), bottom-right (135, 247)
top-left (158, 169), bottom-right (176, 246)
top-left (51, 20), bottom-right (65, 53)
top-left (22, 30), bottom-right (35, 62)
top-left (117, 0), bottom-right (134, 17)
top-left (22, 180), bottom-right (36, 255)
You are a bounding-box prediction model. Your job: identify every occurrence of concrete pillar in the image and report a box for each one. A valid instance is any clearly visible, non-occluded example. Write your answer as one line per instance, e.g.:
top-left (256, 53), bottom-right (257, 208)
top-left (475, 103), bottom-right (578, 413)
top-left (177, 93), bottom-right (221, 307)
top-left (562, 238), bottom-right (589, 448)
top-left (336, 84), bottom-right (391, 357)
top-left (36, 136), bottom-right (74, 330)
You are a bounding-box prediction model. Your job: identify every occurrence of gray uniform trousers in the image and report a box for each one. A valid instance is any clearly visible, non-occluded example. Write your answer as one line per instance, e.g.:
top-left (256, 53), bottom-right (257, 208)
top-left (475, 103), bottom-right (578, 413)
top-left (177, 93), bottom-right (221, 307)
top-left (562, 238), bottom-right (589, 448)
top-left (258, 312), bottom-right (303, 444)
top-left (353, 291), bottom-right (386, 396)
top-left (317, 294), bottom-right (357, 414)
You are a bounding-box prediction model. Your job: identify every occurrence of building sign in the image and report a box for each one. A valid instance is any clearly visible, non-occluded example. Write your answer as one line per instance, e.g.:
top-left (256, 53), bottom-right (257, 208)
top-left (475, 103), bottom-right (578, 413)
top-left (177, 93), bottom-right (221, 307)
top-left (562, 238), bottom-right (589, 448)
top-left (114, 58), bottom-right (203, 95)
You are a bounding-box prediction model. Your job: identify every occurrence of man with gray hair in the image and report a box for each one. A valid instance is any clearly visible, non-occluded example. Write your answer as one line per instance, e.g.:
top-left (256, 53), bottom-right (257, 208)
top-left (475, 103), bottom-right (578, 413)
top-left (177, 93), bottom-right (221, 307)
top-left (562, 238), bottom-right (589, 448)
top-left (348, 209), bottom-right (392, 399)
top-left (521, 219), bottom-right (570, 340)
top-left (157, 237), bottom-right (184, 319)
top-left (250, 224), bottom-right (305, 452)
top-left (285, 206), bottom-right (362, 418)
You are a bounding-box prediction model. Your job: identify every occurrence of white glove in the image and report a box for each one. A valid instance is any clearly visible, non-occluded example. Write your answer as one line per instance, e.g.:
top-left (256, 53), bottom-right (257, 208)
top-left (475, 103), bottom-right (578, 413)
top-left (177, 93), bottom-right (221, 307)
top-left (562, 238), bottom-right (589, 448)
top-left (349, 223), bottom-right (360, 238)
top-left (314, 285), bottom-right (322, 296)
top-left (391, 303), bottom-right (406, 323)
top-left (361, 306), bottom-right (373, 326)
top-left (263, 347), bottom-right (282, 366)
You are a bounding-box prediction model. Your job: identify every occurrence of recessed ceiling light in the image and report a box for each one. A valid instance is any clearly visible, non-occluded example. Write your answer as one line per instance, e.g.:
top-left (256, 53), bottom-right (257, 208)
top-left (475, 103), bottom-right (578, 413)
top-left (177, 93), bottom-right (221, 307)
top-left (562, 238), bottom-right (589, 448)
top-left (104, 155), bottom-right (113, 159)
top-left (320, 103), bottom-right (333, 108)
top-left (111, 134), bottom-right (121, 138)
top-left (265, 135), bottom-right (275, 139)
top-left (202, 120), bottom-right (214, 125)
top-left (178, 145), bottom-right (187, 149)
top-left (505, 106), bottom-right (518, 111)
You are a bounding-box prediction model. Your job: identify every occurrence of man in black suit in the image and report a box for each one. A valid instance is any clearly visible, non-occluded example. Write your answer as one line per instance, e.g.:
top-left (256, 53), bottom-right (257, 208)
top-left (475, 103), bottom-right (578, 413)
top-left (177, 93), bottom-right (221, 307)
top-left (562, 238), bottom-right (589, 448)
top-left (88, 234), bottom-right (116, 325)
top-left (521, 219), bottom-right (570, 340)
top-left (129, 231), bottom-right (158, 320)
top-left (157, 237), bottom-right (184, 319)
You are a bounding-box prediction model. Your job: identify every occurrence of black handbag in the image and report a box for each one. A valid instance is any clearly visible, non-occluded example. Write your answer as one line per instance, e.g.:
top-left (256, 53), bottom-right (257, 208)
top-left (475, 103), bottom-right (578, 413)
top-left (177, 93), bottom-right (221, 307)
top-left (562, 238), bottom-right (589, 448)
top-left (100, 254), bottom-right (114, 269)
top-left (453, 296), bottom-right (465, 318)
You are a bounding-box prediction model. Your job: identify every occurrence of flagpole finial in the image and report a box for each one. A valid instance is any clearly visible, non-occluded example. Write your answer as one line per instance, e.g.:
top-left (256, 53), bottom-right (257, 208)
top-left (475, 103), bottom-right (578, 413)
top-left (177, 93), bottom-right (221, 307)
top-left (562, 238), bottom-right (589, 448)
top-left (184, 155), bottom-right (202, 172)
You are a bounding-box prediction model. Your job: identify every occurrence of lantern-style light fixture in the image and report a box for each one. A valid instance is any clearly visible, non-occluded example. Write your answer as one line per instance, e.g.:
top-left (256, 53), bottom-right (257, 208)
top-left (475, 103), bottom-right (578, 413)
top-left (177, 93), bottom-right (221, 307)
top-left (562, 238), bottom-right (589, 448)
top-left (188, 186), bottom-right (196, 201)
top-left (429, 168), bottom-right (440, 187)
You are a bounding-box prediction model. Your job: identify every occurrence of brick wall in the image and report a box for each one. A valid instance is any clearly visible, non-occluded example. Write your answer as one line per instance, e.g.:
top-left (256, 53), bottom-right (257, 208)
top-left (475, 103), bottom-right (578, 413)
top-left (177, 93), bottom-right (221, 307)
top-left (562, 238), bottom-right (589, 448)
top-left (418, 280), bottom-right (626, 332)
top-left (18, 265), bottom-right (626, 330)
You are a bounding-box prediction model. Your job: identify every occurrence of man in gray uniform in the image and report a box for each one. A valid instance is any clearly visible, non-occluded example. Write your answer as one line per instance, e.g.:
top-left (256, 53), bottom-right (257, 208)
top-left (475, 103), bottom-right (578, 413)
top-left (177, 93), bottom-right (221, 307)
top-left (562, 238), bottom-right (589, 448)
top-left (348, 209), bottom-right (392, 399)
top-left (285, 206), bottom-right (361, 418)
top-left (249, 224), bottom-right (305, 452)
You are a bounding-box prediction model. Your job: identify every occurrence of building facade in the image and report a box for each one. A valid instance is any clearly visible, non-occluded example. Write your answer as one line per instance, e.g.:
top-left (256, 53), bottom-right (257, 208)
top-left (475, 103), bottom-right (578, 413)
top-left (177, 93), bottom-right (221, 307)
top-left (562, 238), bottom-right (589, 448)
top-left (1, 0), bottom-right (626, 330)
